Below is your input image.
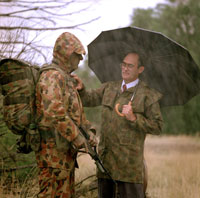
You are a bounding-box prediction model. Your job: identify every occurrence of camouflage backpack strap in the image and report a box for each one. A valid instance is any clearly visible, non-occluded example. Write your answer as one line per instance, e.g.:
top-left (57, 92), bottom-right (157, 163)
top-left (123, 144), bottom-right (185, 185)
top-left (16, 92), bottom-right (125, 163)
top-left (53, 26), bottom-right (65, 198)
top-left (39, 63), bottom-right (79, 122)
top-left (39, 63), bottom-right (68, 96)
top-left (39, 63), bottom-right (65, 74)
top-left (39, 64), bottom-right (77, 100)
top-left (23, 64), bottom-right (65, 153)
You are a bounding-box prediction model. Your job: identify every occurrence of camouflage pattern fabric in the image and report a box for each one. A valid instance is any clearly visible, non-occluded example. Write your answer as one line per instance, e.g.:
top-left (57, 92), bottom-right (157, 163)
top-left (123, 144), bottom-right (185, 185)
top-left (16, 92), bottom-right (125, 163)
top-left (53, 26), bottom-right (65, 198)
top-left (35, 69), bottom-right (91, 170)
top-left (0, 59), bottom-right (39, 135)
top-left (79, 80), bottom-right (163, 183)
top-left (38, 167), bottom-right (75, 198)
top-left (35, 32), bottom-right (92, 197)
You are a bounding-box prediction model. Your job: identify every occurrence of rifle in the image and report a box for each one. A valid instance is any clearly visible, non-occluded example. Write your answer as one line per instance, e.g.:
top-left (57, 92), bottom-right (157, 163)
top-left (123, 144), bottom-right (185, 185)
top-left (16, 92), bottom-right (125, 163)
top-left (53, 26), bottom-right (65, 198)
top-left (79, 126), bottom-right (116, 184)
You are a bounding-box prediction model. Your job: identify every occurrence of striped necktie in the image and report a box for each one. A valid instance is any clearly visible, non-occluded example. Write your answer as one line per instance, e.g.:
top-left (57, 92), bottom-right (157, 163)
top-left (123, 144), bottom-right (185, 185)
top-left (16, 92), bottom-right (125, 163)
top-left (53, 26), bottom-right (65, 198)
top-left (123, 84), bottom-right (127, 92)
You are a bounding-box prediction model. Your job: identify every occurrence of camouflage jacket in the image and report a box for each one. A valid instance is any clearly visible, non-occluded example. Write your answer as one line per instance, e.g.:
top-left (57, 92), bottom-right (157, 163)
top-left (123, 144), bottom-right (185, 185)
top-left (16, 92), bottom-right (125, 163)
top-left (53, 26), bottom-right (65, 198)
top-left (35, 65), bottom-right (92, 171)
top-left (79, 80), bottom-right (163, 183)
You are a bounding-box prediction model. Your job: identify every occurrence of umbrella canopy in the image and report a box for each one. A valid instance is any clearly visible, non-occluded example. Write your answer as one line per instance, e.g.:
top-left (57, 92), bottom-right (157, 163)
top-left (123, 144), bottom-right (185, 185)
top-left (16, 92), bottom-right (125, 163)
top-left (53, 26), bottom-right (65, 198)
top-left (88, 26), bottom-right (200, 106)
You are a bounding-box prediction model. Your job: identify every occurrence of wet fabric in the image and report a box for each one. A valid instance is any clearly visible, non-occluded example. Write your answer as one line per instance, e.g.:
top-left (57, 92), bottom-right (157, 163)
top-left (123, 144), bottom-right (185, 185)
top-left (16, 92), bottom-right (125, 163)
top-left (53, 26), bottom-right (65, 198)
top-left (35, 32), bottom-right (92, 198)
top-left (79, 80), bottom-right (163, 183)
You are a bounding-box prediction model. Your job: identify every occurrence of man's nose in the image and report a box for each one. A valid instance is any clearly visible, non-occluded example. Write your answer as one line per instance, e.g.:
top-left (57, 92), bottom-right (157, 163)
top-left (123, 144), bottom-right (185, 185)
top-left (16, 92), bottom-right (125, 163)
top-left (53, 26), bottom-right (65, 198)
top-left (123, 67), bottom-right (129, 71)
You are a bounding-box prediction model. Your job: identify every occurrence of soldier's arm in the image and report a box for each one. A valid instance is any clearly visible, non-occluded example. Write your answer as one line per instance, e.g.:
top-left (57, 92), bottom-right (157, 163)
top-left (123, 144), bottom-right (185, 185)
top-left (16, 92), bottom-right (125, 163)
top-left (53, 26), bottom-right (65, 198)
top-left (80, 114), bottom-right (97, 146)
top-left (38, 70), bottom-right (80, 142)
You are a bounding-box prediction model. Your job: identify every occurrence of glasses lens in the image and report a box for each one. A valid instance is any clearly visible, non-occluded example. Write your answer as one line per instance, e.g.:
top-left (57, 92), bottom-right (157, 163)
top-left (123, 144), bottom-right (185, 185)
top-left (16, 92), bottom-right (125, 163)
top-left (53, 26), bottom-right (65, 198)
top-left (120, 63), bottom-right (125, 68)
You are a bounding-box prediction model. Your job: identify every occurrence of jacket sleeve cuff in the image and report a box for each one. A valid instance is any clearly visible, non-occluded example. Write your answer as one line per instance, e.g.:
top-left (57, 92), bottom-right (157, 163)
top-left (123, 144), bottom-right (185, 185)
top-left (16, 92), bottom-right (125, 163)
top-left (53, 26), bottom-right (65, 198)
top-left (127, 113), bottom-right (142, 127)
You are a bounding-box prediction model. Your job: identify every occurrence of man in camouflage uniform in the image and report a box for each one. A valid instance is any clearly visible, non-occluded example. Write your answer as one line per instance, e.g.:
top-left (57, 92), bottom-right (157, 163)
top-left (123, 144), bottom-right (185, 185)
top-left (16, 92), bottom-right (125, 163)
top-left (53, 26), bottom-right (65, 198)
top-left (35, 32), bottom-right (96, 198)
top-left (78, 52), bottom-right (163, 198)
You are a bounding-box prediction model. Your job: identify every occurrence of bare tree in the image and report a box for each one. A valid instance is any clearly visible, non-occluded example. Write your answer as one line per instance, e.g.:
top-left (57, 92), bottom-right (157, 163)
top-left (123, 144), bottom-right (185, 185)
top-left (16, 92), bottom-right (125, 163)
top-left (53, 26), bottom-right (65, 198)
top-left (0, 0), bottom-right (100, 64)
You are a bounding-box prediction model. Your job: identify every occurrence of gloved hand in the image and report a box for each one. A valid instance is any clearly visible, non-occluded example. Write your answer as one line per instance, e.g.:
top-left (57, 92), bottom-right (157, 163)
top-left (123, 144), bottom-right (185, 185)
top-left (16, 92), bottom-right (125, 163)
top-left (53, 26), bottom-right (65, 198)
top-left (72, 133), bottom-right (88, 151)
top-left (88, 130), bottom-right (98, 147)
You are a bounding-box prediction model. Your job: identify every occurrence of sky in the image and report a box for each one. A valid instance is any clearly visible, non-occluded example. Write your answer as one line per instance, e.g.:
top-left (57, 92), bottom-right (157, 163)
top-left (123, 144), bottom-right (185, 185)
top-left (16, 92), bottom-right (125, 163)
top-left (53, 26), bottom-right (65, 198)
top-left (0, 0), bottom-right (167, 65)
top-left (71, 0), bottom-right (167, 48)
top-left (43, 0), bottom-right (167, 54)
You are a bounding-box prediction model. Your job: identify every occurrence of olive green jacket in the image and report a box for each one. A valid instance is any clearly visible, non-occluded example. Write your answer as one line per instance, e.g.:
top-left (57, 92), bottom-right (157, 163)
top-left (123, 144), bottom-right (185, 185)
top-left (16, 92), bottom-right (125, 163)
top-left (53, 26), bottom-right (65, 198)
top-left (79, 80), bottom-right (163, 183)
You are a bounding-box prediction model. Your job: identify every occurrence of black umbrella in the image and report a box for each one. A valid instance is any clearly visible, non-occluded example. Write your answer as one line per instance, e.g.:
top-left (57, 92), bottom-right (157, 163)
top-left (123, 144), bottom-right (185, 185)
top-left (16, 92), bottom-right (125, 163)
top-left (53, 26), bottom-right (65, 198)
top-left (87, 26), bottom-right (200, 107)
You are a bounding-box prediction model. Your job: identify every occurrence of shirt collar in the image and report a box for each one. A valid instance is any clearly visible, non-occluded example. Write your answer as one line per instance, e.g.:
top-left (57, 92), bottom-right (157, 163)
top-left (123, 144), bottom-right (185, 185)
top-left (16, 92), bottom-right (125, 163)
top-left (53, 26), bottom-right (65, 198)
top-left (121, 79), bottom-right (139, 91)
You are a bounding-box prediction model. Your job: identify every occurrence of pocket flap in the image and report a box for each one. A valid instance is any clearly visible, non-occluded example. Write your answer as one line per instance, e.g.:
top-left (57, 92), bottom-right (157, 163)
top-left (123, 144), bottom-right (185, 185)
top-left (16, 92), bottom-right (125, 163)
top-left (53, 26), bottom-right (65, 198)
top-left (102, 89), bottom-right (118, 109)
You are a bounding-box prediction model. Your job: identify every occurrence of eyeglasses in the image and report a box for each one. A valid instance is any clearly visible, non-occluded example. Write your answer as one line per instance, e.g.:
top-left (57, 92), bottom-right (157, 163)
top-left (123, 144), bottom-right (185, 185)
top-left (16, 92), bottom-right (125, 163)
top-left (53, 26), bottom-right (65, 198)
top-left (120, 62), bottom-right (134, 69)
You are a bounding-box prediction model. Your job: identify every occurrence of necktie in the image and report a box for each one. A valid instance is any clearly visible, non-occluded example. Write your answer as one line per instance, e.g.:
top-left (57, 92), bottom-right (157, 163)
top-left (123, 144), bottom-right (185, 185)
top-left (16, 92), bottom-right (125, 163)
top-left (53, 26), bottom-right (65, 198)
top-left (123, 84), bottom-right (127, 92)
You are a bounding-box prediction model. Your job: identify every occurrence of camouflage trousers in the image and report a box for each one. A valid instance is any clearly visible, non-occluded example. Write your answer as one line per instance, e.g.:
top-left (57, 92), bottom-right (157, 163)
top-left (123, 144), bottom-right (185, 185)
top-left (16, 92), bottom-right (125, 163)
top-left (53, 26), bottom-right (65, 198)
top-left (37, 167), bottom-right (75, 198)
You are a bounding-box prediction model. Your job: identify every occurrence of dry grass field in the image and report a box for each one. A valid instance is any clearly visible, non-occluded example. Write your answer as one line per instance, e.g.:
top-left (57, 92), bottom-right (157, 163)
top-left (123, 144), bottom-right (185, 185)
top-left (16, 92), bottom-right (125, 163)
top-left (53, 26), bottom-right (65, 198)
top-left (1, 135), bottom-right (200, 198)
top-left (76, 135), bottom-right (200, 198)
top-left (144, 135), bottom-right (200, 198)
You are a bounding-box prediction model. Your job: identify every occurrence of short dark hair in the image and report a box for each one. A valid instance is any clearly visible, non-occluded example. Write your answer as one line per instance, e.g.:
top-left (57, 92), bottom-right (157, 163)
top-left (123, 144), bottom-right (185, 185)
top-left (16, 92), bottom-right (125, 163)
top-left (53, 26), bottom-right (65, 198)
top-left (124, 52), bottom-right (145, 67)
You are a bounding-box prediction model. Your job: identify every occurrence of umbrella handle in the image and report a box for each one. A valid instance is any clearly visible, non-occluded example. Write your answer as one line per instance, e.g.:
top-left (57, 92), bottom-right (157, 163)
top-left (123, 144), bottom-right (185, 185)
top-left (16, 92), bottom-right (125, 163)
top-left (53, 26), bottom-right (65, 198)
top-left (115, 103), bottom-right (125, 117)
top-left (115, 101), bottom-right (132, 117)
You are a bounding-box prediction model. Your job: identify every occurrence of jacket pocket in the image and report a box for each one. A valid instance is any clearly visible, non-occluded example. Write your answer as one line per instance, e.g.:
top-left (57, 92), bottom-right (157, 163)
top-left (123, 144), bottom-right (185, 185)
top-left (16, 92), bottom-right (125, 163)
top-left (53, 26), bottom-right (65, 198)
top-left (119, 129), bottom-right (134, 146)
top-left (102, 89), bottom-right (118, 109)
top-left (55, 129), bottom-right (71, 153)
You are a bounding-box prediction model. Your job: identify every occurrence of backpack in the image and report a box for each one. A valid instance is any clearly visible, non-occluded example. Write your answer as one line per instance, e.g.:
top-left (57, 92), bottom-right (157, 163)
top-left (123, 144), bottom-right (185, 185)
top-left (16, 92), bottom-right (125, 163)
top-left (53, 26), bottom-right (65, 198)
top-left (0, 58), bottom-right (75, 154)
top-left (0, 58), bottom-right (41, 154)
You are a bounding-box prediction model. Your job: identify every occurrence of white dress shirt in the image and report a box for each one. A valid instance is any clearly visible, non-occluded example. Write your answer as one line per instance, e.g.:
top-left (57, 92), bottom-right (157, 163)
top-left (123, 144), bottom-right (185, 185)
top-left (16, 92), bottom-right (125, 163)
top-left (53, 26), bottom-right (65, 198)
top-left (121, 79), bottom-right (139, 92)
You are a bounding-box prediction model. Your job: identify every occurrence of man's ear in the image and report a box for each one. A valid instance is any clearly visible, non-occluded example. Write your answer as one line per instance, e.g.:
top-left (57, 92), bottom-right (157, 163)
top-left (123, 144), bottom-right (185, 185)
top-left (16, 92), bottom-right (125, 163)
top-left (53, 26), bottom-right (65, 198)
top-left (139, 66), bottom-right (144, 74)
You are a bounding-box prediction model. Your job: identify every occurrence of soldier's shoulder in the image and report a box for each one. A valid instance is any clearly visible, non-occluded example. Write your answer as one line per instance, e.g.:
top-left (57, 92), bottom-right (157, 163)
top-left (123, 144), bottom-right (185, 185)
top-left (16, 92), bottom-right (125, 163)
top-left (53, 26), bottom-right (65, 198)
top-left (41, 64), bottom-right (63, 74)
top-left (139, 81), bottom-right (162, 105)
top-left (40, 64), bottom-right (66, 79)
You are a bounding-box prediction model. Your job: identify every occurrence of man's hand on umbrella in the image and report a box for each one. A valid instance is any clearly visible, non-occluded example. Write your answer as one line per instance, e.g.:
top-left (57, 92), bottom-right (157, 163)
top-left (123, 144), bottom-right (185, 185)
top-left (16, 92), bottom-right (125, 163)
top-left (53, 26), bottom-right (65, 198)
top-left (71, 74), bottom-right (83, 90)
top-left (122, 103), bottom-right (137, 121)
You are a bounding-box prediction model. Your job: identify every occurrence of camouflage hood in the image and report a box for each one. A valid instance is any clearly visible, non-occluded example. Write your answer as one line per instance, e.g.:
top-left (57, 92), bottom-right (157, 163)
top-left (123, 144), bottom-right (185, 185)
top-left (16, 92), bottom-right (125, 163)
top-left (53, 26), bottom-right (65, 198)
top-left (52, 32), bottom-right (85, 74)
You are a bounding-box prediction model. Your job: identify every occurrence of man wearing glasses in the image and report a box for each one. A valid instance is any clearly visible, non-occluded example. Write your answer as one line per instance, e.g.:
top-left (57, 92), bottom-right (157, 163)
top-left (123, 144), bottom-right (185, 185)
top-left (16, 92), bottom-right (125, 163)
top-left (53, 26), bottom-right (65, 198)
top-left (78, 52), bottom-right (163, 198)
